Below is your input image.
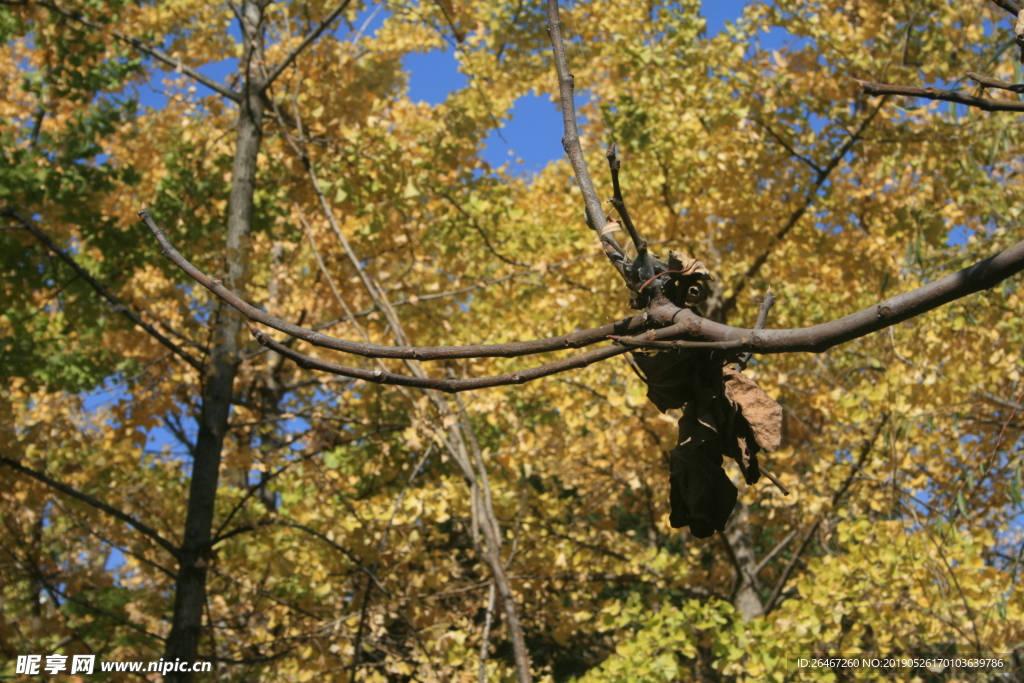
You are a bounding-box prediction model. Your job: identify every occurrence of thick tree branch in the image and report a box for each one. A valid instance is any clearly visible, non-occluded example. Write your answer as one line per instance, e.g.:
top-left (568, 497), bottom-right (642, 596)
top-left (140, 208), bottom-right (645, 360)
top-left (260, 0), bottom-right (355, 90)
top-left (675, 238), bottom-right (1024, 354)
top-left (859, 79), bottom-right (1024, 112)
top-left (7, 210), bottom-right (204, 371)
top-left (0, 456), bottom-right (181, 560)
top-left (35, 0), bottom-right (241, 102)
top-left (144, 212), bottom-right (1024, 387)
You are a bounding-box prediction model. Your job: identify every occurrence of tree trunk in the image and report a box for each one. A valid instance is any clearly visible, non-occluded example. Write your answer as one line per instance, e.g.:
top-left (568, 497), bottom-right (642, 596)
top-left (723, 503), bottom-right (764, 620)
top-left (162, 2), bottom-right (265, 677)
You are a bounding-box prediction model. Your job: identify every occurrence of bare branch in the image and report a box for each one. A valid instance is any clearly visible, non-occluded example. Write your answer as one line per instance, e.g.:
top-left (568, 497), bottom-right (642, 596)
top-left (979, 391), bottom-right (1024, 410)
top-left (859, 79), bottom-right (1024, 112)
top-left (546, 0), bottom-right (628, 269)
top-left (684, 238), bottom-right (1024, 354)
top-left (605, 144), bottom-right (646, 258)
top-left (144, 211), bottom-right (1024, 391)
top-left (7, 210), bottom-right (204, 371)
top-left (966, 71), bottom-right (1024, 93)
top-left (261, 0), bottom-right (356, 90)
top-left (989, 0), bottom-right (1022, 16)
top-left (36, 0), bottom-right (241, 102)
top-left (735, 286), bottom-right (776, 372)
top-left (758, 465), bottom-right (789, 496)
top-left (139, 208), bottom-right (646, 360)
top-left (249, 325), bottom-right (628, 393)
top-left (143, 199), bottom-right (1024, 392)
top-left (608, 336), bottom-right (744, 351)
top-left (0, 455), bottom-right (181, 560)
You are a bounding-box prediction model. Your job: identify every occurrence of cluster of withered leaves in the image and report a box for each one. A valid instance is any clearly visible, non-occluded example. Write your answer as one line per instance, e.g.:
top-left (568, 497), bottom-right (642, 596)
top-left (632, 254), bottom-right (782, 537)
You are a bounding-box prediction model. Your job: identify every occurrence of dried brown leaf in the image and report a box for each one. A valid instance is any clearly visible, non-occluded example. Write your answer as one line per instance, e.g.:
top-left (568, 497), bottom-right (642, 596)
top-left (668, 250), bottom-right (713, 280)
top-left (670, 436), bottom-right (737, 538)
top-left (723, 366), bottom-right (783, 453)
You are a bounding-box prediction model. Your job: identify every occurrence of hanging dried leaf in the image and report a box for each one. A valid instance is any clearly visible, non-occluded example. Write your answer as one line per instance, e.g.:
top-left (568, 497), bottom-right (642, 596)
top-left (723, 366), bottom-right (782, 453)
top-left (721, 396), bottom-right (761, 485)
top-left (668, 251), bottom-right (713, 279)
top-left (667, 383), bottom-right (738, 537)
top-left (631, 350), bottom-right (706, 412)
top-left (670, 434), bottom-right (737, 538)
top-left (636, 353), bottom-right (783, 535)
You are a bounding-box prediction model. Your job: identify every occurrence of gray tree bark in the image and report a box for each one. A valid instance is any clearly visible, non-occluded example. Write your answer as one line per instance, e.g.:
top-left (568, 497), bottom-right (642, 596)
top-left (162, 2), bottom-right (266, 678)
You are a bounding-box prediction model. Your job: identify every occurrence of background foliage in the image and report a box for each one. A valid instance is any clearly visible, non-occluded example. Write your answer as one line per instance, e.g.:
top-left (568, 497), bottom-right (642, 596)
top-left (2, 0), bottom-right (1024, 680)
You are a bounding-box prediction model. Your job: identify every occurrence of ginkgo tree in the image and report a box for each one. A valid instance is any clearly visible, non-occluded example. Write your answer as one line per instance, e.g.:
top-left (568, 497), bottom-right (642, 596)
top-left (3, 0), bottom-right (1024, 681)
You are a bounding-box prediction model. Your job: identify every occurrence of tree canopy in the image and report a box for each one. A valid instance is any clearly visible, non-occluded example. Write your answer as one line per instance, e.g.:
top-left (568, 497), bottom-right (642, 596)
top-left (2, 0), bottom-right (1024, 681)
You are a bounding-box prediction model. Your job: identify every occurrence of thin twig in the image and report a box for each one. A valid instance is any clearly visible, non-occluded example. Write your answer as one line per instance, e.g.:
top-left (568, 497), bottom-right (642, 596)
top-left (605, 144), bottom-right (646, 257)
top-left (35, 0), bottom-right (241, 102)
top-left (478, 581), bottom-right (498, 682)
top-left (0, 456), bottom-right (181, 559)
top-left (966, 71), bottom-right (1024, 93)
top-left (859, 79), bottom-right (1024, 112)
top-left (261, 0), bottom-right (355, 89)
top-left (762, 416), bottom-right (887, 615)
top-left (8, 210), bottom-right (203, 371)
top-left (758, 465), bottom-right (790, 495)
